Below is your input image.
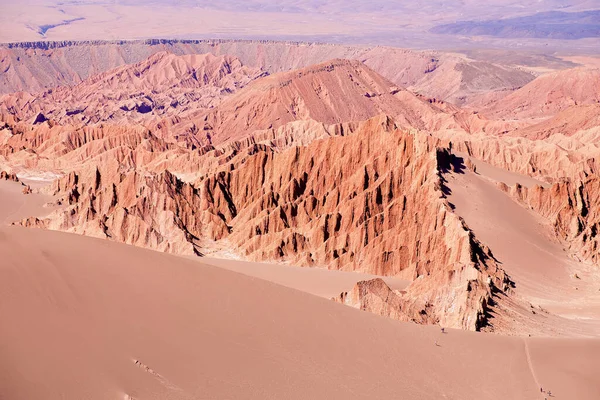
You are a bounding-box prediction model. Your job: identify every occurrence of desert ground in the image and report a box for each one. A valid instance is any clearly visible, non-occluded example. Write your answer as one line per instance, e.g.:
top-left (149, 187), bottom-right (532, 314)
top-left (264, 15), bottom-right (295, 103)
top-left (1, 179), bottom-right (599, 399)
top-left (0, 8), bottom-right (600, 396)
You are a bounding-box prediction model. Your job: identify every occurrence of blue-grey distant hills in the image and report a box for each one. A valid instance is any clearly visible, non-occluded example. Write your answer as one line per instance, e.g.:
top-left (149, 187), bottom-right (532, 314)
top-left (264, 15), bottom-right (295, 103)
top-left (430, 10), bottom-right (600, 39)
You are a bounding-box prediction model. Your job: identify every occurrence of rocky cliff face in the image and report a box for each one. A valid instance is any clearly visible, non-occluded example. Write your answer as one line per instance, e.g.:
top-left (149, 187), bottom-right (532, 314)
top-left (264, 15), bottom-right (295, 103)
top-left (0, 120), bottom-right (178, 173)
top-left (501, 176), bottom-right (600, 264)
top-left (331, 148), bottom-right (511, 331)
top-left (19, 120), bottom-right (510, 330)
top-left (21, 163), bottom-right (228, 255)
top-left (435, 129), bottom-right (600, 183)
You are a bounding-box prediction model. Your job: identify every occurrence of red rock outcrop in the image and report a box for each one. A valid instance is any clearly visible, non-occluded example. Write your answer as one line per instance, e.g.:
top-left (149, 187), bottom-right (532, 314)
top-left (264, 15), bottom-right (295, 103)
top-left (22, 161), bottom-right (230, 255)
top-left (6, 41), bottom-right (600, 339)
top-left (434, 130), bottom-right (600, 183)
top-left (0, 120), bottom-right (177, 172)
top-left (512, 104), bottom-right (600, 140)
top-left (501, 176), bottom-right (600, 264)
top-left (161, 59), bottom-right (467, 147)
top-left (0, 169), bottom-right (31, 193)
top-left (0, 50), bottom-right (523, 332)
top-left (0, 170), bottom-right (19, 182)
top-left (22, 120), bottom-right (510, 330)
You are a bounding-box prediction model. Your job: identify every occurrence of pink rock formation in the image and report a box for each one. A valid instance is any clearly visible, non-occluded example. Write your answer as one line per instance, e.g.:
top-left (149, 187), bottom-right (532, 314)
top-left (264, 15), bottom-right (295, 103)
top-left (5, 50), bottom-right (595, 335)
top-left (19, 119), bottom-right (510, 330)
top-left (0, 52), bottom-right (263, 126)
top-left (482, 67), bottom-right (600, 120)
top-left (161, 58), bottom-right (468, 147)
top-left (0, 40), bottom-right (534, 105)
top-left (512, 104), bottom-right (600, 140)
top-left (502, 177), bottom-right (600, 264)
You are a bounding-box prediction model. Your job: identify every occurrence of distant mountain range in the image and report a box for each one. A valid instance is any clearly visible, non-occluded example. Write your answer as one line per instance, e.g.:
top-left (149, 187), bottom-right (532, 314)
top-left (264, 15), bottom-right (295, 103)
top-left (431, 10), bottom-right (600, 39)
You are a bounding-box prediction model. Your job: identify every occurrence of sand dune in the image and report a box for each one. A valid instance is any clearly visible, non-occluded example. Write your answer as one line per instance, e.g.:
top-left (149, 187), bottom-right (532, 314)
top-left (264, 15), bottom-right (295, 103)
top-left (447, 157), bottom-right (600, 337)
top-left (1, 187), bottom-right (599, 399)
top-left (454, 151), bottom-right (549, 189)
top-left (199, 256), bottom-right (409, 298)
top-left (0, 180), bottom-right (54, 224)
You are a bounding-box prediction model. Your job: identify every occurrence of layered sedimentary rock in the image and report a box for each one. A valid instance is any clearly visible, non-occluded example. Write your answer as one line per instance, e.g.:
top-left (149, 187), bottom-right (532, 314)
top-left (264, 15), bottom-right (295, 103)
top-left (434, 130), bottom-right (600, 183)
top-left (4, 40), bottom-right (600, 339)
top-left (0, 51), bottom-right (535, 332)
top-left (0, 109), bottom-right (400, 180)
top-left (512, 104), bottom-right (600, 140)
top-left (21, 162), bottom-right (228, 255)
top-left (0, 120), bottom-right (178, 173)
top-left (1, 54), bottom-right (478, 170)
top-left (162, 59), bottom-right (468, 147)
top-left (331, 148), bottom-right (511, 331)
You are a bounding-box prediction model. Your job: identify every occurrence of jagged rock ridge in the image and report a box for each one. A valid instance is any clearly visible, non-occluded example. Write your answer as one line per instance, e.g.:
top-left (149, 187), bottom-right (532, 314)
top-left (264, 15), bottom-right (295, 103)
top-left (19, 120), bottom-right (510, 330)
top-left (0, 39), bottom-right (535, 105)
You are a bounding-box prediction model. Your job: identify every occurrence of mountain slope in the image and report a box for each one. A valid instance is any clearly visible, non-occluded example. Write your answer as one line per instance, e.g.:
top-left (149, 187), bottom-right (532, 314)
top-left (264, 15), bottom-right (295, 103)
top-left (165, 59), bottom-right (462, 146)
top-left (483, 67), bottom-right (600, 120)
top-left (513, 104), bottom-right (600, 140)
top-left (0, 51), bottom-right (263, 125)
top-left (0, 40), bottom-right (535, 105)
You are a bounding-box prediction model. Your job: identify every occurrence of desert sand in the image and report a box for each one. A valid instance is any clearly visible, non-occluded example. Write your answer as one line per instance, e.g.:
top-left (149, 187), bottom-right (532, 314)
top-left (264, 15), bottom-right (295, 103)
top-left (198, 256), bottom-right (409, 298)
top-left (0, 180), bottom-right (54, 224)
top-left (1, 181), bottom-right (599, 400)
top-left (447, 156), bottom-right (600, 337)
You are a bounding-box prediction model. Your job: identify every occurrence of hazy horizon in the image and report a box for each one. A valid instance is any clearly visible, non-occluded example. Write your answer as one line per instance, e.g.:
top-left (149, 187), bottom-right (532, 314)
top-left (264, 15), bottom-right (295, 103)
top-left (1, 0), bottom-right (599, 53)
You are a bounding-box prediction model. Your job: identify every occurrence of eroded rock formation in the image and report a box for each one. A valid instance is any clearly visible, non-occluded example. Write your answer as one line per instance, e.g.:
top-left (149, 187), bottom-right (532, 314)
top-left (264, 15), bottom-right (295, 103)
top-left (0, 170), bottom-right (19, 182)
top-left (7, 49), bottom-right (597, 334)
top-left (501, 176), bottom-right (600, 264)
top-left (482, 67), bottom-right (600, 120)
top-left (0, 52), bottom-right (264, 126)
top-left (0, 39), bottom-right (534, 105)
top-left (19, 121), bottom-right (510, 330)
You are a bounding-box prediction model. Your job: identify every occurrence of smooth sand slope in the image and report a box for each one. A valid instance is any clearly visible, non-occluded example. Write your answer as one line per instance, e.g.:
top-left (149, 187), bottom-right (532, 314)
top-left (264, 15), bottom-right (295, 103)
top-left (199, 257), bottom-right (409, 298)
top-left (447, 156), bottom-right (600, 337)
top-left (0, 180), bottom-right (54, 224)
top-left (454, 151), bottom-right (550, 188)
top-left (1, 180), bottom-right (600, 399)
